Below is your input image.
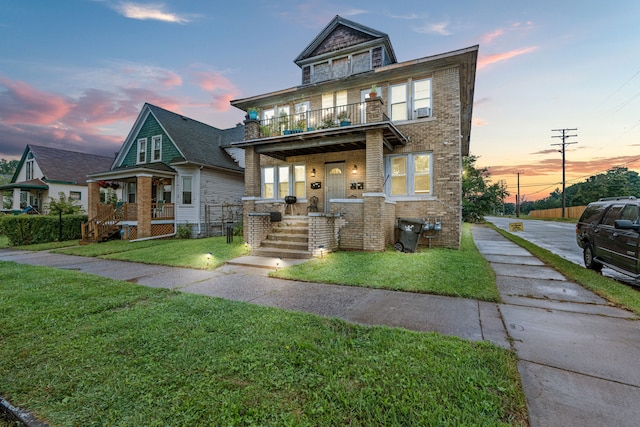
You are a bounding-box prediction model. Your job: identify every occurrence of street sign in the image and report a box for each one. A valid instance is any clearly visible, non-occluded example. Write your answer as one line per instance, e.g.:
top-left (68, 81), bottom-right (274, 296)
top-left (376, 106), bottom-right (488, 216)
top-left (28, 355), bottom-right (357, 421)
top-left (509, 222), bottom-right (524, 232)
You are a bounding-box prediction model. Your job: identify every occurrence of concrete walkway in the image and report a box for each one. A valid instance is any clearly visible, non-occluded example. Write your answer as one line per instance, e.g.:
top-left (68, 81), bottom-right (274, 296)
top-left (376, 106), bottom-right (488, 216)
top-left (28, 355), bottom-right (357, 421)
top-left (1, 225), bottom-right (640, 426)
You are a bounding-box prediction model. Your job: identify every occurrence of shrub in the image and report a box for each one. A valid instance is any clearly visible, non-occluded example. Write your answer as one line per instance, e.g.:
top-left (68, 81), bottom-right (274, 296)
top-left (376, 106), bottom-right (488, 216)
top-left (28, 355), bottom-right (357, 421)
top-left (0, 214), bottom-right (87, 246)
top-left (176, 223), bottom-right (192, 239)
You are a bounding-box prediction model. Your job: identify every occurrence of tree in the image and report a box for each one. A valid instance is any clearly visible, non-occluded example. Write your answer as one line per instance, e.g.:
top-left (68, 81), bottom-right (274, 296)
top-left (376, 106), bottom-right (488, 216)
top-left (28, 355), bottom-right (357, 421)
top-left (0, 159), bottom-right (18, 185)
top-left (46, 192), bottom-right (84, 215)
top-left (462, 156), bottom-right (509, 222)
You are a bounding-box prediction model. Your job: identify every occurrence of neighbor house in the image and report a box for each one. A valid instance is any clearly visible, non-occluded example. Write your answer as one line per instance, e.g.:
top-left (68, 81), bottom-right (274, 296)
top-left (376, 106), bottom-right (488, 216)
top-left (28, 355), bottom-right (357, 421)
top-left (0, 144), bottom-right (114, 214)
top-left (231, 15), bottom-right (477, 257)
top-left (84, 103), bottom-right (244, 242)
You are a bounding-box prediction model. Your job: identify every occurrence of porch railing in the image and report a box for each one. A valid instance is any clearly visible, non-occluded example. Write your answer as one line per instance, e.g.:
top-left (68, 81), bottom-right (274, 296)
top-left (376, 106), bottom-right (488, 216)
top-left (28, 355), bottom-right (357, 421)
top-left (97, 202), bottom-right (174, 221)
top-left (259, 102), bottom-right (370, 138)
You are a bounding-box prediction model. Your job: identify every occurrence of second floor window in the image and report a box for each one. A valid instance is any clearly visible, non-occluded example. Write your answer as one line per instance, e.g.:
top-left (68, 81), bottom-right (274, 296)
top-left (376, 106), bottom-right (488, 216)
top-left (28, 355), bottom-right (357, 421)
top-left (151, 135), bottom-right (162, 162)
top-left (390, 78), bottom-right (432, 121)
top-left (26, 160), bottom-right (34, 180)
top-left (137, 138), bottom-right (147, 164)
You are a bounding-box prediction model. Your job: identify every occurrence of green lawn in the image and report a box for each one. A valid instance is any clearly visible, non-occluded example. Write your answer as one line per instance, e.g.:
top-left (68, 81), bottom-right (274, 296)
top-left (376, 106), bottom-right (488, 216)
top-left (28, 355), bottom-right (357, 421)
top-left (0, 262), bottom-right (527, 426)
top-left (52, 237), bottom-right (249, 270)
top-left (272, 223), bottom-right (501, 302)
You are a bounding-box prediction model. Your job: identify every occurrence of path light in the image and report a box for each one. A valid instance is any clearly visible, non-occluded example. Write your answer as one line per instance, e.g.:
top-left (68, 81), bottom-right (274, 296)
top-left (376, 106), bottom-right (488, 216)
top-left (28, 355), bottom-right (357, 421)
top-left (318, 245), bottom-right (325, 258)
top-left (275, 257), bottom-right (281, 272)
top-left (206, 252), bottom-right (212, 267)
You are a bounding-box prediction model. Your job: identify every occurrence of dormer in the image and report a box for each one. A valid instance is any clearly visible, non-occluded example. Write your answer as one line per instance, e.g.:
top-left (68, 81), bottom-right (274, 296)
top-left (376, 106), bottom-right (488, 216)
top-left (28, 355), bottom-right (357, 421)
top-left (294, 15), bottom-right (397, 86)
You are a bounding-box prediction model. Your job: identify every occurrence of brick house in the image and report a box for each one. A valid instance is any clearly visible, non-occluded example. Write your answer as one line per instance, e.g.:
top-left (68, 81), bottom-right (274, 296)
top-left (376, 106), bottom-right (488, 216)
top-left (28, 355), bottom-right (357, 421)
top-left (84, 103), bottom-right (244, 242)
top-left (0, 144), bottom-right (114, 214)
top-left (231, 16), bottom-right (477, 257)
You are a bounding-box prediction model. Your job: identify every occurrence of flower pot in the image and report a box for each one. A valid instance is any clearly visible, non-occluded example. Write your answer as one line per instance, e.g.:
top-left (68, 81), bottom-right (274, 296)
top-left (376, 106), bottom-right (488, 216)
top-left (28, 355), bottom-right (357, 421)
top-left (340, 120), bottom-right (351, 127)
top-left (248, 111), bottom-right (258, 120)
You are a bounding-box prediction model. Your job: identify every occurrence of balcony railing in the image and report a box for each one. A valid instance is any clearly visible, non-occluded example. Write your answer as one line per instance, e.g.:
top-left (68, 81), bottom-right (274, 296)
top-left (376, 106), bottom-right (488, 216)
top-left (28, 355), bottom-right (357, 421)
top-left (259, 102), bottom-right (371, 138)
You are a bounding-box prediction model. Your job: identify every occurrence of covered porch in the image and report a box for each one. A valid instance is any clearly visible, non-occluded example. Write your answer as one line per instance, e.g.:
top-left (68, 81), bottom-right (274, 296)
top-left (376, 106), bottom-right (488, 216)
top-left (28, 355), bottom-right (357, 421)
top-left (236, 96), bottom-right (408, 254)
top-left (84, 166), bottom-right (176, 243)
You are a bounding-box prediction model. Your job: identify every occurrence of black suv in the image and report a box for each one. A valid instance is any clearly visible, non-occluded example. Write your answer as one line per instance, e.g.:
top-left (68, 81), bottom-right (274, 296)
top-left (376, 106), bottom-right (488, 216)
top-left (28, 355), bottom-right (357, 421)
top-left (576, 196), bottom-right (640, 277)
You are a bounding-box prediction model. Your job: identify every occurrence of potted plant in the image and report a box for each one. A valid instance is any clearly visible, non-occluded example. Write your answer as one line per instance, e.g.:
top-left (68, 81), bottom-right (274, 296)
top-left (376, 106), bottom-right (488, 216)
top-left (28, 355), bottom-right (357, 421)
top-left (369, 84), bottom-right (378, 98)
top-left (338, 111), bottom-right (351, 126)
top-left (247, 107), bottom-right (259, 120)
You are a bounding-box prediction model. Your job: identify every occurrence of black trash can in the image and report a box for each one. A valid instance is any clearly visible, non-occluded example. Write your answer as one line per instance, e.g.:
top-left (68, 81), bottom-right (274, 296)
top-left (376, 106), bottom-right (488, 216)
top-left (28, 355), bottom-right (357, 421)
top-left (394, 218), bottom-right (425, 253)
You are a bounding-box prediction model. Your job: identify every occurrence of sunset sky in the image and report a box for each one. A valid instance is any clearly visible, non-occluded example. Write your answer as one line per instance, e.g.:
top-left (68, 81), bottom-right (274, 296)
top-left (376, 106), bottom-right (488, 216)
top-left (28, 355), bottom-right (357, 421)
top-left (1, 1), bottom-right (639, 202)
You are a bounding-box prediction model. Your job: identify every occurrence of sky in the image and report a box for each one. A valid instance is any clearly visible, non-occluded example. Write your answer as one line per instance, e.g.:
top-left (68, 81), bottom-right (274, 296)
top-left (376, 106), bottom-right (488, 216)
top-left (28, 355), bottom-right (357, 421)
top-left (1, 0), bottom-right (639, 202)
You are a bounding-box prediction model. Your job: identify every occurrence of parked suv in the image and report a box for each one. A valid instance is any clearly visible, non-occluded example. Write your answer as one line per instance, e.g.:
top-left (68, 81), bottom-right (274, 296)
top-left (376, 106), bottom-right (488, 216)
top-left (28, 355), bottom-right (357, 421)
top-left (576, 196), bottom-right (640, 277)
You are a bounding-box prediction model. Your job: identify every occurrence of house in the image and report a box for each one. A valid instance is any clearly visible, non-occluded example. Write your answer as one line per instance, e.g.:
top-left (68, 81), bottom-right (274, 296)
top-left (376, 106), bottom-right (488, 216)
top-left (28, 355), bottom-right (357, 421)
top-left (84, 103), bottom-right (244, 242)
top-left (230, 15), bottom-right (477, 257)
top-left (0, 144), bottom-right (114, 214)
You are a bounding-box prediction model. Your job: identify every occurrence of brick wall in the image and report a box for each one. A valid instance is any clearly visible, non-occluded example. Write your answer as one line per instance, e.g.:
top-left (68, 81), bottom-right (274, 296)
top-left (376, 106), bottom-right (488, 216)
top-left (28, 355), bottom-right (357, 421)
top-left (247, 213), bottom-right (272, 249)
top-left (308, 214), bottom-right (339, 255)
top-left (331, 200), bottom-right (363, 250)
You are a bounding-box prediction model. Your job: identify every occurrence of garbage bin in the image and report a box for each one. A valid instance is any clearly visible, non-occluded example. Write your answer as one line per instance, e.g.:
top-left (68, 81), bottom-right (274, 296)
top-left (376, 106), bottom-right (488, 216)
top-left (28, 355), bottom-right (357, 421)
top-left (394, 218), bottom-right (425, 253)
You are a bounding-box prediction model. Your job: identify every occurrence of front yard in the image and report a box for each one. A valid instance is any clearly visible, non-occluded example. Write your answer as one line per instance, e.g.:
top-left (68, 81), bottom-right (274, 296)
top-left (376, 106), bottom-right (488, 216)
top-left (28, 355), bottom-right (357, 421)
top-left (0, 262), bottom-right (527, 426)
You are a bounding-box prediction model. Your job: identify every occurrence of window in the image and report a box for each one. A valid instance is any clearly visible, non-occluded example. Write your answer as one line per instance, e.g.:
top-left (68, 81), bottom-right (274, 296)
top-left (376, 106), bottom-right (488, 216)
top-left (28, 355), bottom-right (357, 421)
top-left (293, 165), bottom-right (305, 198)
top-left (386, 153), bottom-right (433, 196)
top-left (390, 83), bottom-right (408, 121)
top-left (69, 191), bottom-right (81, 201)
top-left (26, 160), bottom-right (34, 180)
top-left (278, 166), bottom-right (289, 198)
top-left (151, 135), bottom-right (162, 162)
top-left (602, 205), bottom-right (623, 226)
top-left (390, 78), bottom-right (433, 121)
top-left (182, 176), bottom-right (192, 205)
top-left (262, 164), bottom-right (306, 199)
top-left (127, 182), bottom-right (136, 203)
top-left (413, 79), bottom-right (432, 119)
top-left (621, 205), bottom-right (640, 222)
top-left (137, 138), bottom-right (147, 164)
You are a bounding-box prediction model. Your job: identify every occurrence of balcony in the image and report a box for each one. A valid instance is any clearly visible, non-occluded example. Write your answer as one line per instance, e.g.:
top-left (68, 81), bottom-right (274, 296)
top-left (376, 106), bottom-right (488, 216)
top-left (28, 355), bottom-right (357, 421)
top-left (259, 102), bottom-right (373, 138)
top-left (238, 100), bottom-right (407, 160)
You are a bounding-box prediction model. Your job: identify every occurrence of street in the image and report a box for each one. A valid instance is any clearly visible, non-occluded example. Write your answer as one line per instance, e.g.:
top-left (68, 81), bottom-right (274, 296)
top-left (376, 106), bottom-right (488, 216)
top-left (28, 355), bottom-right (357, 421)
top-left (484, 216), bottom-right (636, 284)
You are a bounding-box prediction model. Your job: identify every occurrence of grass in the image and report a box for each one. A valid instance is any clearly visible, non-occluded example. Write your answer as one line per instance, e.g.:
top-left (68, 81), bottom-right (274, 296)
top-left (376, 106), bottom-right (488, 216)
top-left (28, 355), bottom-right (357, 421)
top-left (0, 262), bottom-right (528, 426)
top-left (52, 237), bottom-right (249, 270)
top-left (489, 224), bottom-right (640, 316)
top-left (272, 223), bottom-right (501, 302)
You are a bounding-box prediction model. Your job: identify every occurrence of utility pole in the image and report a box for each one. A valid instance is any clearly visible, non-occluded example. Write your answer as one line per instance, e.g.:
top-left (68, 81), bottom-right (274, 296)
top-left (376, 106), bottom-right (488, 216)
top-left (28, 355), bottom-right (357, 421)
top-left (515, 171), bottom-right (524, 217)
top-left (551, 128), bottom-right (578, 218)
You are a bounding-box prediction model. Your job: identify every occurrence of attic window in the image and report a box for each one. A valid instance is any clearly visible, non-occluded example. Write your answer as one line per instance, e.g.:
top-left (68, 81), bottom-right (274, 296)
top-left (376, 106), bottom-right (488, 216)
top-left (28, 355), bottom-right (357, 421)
top-left (307, 49), bottom-right (374, 84)
top-left (137, 138), bottom-right (147, 164)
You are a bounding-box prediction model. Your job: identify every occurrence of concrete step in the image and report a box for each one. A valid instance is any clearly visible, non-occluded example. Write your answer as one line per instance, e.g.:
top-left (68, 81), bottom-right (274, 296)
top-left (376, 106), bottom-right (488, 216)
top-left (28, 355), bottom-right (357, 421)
top-left (252, 247), bottom-right (312, 259)
top-left (260, 240), bottom-right (309, 251)
top-left (265, 233), bottom-right (309, 243)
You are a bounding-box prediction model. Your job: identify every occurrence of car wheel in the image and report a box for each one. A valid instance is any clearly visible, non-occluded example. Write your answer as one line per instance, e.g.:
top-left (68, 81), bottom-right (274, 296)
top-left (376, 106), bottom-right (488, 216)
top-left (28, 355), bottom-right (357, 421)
top-left (583, 243), bottom-right (602, 273)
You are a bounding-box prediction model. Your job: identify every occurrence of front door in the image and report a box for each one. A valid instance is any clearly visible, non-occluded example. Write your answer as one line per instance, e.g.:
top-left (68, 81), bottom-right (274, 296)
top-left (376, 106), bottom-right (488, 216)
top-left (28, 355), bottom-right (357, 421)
top-left (325, 162), bottom-right (345, 212)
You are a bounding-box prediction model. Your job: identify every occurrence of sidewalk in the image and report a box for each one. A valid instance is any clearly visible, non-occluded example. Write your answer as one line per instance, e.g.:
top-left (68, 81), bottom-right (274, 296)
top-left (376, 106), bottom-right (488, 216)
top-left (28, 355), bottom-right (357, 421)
top-left (2, 225), bottom-right (640, 426)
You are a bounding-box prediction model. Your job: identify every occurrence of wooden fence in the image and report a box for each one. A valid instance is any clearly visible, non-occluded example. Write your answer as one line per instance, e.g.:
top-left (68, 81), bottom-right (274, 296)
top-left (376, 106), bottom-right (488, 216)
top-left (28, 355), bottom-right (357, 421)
top-left (528, 206), bottom-right (587, 219)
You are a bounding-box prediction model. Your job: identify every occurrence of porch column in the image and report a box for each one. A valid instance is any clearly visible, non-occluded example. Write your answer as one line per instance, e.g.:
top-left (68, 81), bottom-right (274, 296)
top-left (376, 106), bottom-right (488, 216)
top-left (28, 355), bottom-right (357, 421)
top-left (242, 145), bottom-right (261, 245)
top-left (12, 188), bottom-right (21, 210)
top-left (363, 128), bottom-right (386, 251)
top-left (137, 174), bottom-right (152, 239)
top-left (87, 180), bottom-right (100, 219)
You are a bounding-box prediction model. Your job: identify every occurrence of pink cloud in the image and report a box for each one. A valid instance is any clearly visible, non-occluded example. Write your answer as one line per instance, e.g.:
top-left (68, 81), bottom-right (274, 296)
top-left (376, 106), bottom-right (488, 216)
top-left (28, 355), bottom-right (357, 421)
top-left (480, 29), bottom-right (504, 44)
top-left (192, 70), bottom-right (240, 112)
top-left (158, 70), bottom-right (183, 88)
top-left (0, 75), bottom-right (73, 125)
top-left (193, 71), bottom-right (234, 92)
top-left (477, 46), bottom-right (539, 69)
top-left (473, 118), bottom-right (488, 126)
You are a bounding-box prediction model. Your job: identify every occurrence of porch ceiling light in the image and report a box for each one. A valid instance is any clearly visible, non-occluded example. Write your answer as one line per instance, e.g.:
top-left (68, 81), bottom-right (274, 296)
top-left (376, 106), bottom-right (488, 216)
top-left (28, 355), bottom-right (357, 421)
top-left (352, 164), bottom-right (357, 174)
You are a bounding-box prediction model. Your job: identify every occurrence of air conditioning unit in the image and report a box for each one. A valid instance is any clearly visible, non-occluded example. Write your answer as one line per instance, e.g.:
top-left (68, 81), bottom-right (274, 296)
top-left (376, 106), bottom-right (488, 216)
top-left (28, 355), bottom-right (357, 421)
top-left (416, 107), bottom-right (431, 118)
